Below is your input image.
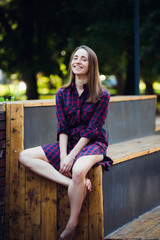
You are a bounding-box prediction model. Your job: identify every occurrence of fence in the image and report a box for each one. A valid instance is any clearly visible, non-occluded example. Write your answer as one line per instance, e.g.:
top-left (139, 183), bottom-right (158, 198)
top-left (0, 95), bottom-right (158, 239)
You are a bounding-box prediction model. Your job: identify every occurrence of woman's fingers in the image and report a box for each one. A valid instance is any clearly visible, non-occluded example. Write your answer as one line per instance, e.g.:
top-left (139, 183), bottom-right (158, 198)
top-left (62, 171), bottom-right (72, 178)
top-left (60, 155), bottom-right (74, 174)
top-left (67, 171), bottom-right (72, 178)
top-left (59, 164), bottom-right (72, 178)
top-left (63, 163), bottom-right (72, 172)
top-left (60, 163), bottom-right (67, 173)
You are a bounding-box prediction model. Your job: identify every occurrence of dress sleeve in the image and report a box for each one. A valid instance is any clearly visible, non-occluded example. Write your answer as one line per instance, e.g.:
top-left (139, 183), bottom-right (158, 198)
top-left (80, 91), bottom-right (110, 139)
top-left (56, 89), bottom-right (69, 140)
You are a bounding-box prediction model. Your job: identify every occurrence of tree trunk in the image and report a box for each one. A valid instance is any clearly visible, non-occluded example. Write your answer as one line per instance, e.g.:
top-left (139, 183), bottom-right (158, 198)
top-left (116, 72), bottom-right (125, 95)
top-left (23, 71), bottom-right (39, 100)
top-left (145, 81), bottom-right (154, 95)
top-left (124, 48), bottom-right (135, 95)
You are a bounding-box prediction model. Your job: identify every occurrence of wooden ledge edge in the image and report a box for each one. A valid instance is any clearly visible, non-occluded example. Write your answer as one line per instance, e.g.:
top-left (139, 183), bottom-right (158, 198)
top-left (3, 100), bottom-right (56, 107)
top-left (111, 147), bottom-right (160, 165)
top-left (23, 100), bottom-right (56, 107)
top-left (1, 95), bottom-right (156, 108)
top-left (110, 95), bottom-right (157, 102)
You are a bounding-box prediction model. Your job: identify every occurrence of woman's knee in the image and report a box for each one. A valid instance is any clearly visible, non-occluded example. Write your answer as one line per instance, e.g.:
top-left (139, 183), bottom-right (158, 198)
top-left (72, 165), bottom-right (86, 184)
top-left (19, 149), bottom-right (32, 167)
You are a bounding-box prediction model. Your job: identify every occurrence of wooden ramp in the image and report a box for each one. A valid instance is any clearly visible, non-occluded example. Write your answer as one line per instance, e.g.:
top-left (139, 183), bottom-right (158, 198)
top-left (104, 205), bottom-right (160, 239)
top-left (107, 134), bottom-right (160, 165)
top-left (102, 134), bottom-right (160, 236)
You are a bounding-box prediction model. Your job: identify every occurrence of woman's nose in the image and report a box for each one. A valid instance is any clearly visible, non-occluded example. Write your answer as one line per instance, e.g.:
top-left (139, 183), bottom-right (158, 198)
top-left (75, 58), bottom-right (80, 63)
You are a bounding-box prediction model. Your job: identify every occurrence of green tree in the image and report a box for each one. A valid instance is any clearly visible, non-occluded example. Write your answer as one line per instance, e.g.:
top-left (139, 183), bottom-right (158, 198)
top-left (65, 0), bottom-right (135, 95)
top-left (140, 0), bottom-right (160, 94)
top-left (1, 0), bottom-right (135, 96)
top-left (1, 0), bottom-right (160, 98)
top-left (0, 0), bottom-right (66, 99)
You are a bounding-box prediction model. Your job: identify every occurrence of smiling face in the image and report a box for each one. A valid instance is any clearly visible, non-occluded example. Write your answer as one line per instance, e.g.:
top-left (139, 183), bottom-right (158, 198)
top-left (71, 48), bottom-right (89, 77)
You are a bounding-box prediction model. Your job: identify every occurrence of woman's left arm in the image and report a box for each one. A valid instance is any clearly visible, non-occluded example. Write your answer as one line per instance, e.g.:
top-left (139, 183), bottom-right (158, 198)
top-left (80, 90), bottom-right (110, 139)
top-left (68, 137), bottom-right (90, 159)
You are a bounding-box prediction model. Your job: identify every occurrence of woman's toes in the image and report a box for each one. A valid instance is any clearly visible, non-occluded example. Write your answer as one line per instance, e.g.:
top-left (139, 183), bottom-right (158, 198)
top-left (85, 178), bottom-right (92, 192)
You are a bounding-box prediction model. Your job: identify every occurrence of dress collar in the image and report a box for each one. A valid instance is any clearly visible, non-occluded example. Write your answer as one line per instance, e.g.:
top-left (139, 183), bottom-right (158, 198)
top-left (70, 80), bottom-right (88, 91)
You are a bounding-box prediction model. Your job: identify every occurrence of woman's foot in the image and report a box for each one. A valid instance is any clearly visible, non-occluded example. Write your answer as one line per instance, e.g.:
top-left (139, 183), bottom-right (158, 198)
top-left (59, 179), bottom-right (91, 240)
top-left (85, 178), bottom-right (92, 192)
top-left (59, 222), bottom-right (77, 240)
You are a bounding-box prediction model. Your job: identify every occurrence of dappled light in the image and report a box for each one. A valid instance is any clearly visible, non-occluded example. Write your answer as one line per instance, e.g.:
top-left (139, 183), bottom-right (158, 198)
top-left (37, 73), bottom-right (62, 98)
top-left (0, 0), bottom-right (159, 114)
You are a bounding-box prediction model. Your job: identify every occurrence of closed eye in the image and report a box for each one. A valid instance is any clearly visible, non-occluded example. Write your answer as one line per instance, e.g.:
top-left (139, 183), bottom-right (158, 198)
top-left (82, 57), bottom-right (87, 61)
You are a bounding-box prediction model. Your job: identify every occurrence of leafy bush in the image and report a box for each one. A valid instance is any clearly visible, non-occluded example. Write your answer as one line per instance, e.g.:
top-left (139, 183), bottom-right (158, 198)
top-left (0, 94), bottom-right (20, 102)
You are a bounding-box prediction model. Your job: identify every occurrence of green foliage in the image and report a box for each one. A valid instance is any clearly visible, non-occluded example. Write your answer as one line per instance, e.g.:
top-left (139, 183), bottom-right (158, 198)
top-left (140, 0), bottom-right (160, 87)
top-left (0, 93), bottom-right (20, 102)
top-left (0, 0), bottom-right (66, 99)
top-left (37, 73), bottom-right (62, 95)
top-left (0, 0), bottom-right (160, 98)
top-left (153, 82), bottom-right (160, 95)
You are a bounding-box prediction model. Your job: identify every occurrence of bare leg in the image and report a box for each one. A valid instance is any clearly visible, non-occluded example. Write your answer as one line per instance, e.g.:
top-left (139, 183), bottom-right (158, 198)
top-left (19, 146), bottom-right (71, 187)
top-left (59, 154), bottom-right (103, 240)
top-left (19, 147), bottom-right (92, 190)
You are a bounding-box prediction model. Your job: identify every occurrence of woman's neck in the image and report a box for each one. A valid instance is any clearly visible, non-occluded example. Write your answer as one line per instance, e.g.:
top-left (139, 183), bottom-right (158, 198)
top-left (75, 75), bottom-right (87, 91)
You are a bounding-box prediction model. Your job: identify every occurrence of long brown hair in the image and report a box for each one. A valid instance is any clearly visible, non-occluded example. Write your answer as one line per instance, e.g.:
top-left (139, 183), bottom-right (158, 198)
top-left (65, 45), bottom-right (102, 103)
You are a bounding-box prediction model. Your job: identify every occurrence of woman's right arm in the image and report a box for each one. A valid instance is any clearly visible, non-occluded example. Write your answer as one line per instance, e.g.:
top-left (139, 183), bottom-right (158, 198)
top-left (56, 89), bottom-right (69, 140)
top-left (56, 89), bottom-right (73, 177)
top-left (59, 133), bottom-right (73, 177)
top-left (59, 133), bottom-right (68, 161)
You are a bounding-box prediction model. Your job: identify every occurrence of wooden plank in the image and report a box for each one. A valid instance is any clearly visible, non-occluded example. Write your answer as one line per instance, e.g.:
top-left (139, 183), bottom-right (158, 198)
top-left (2, 94), bottom-right (156, 109)
top-left (23, 99), bottom-right (56, 107)
top-left (57, 184), bottom-right (70, 239)
top-left (74, 193), bottom-right (89, 240)
top-left (0, 100), bottom-right (55, 108)
top-left (105, 206), bottom-right (160, 239)
top-left (88, 165), bottom-right (104, 240)
top-left (25, 169), bottom-right (41, 240)
top-left (110, 95), bottom-right (157, 102)
top-left (57, 183), bottom-right (89, 240)
top-left (112, 147), bottom-right (160, 165)
top-left (8, 103), bottom-right (25, 239)
top-left (107, 135), bottom-right (160, 165)
top-left (41, 178), bottom-right (57, 240)
top-left (144, 224), bottom-right (160, 238)
top-left (6, 99), bottom-right (56, 107)
top-left (123, 219), bottom-right (157, 238)
top-left (5, 103), bottom-right (11, 240)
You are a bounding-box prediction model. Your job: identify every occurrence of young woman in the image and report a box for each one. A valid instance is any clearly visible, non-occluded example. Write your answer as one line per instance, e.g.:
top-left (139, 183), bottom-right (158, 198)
top-left (19, 45), bottom-right (113, 240)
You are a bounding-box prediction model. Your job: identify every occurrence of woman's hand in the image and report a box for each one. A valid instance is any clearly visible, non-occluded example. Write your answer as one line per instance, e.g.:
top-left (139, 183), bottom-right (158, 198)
top-left (59, 154), bottom-right (75, 178)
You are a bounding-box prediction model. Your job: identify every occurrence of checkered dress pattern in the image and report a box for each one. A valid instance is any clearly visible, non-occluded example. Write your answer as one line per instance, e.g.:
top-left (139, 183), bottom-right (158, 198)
top-left (42, 82), bottom-right (113, 171)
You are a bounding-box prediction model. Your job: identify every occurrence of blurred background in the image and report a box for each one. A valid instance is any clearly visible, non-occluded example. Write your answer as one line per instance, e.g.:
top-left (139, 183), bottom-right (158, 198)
top-left (0, 0), bottom-right (160, 113)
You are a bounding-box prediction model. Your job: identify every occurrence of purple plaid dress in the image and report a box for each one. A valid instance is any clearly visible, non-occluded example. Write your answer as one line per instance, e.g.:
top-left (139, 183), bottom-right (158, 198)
top-left (42, 81), bottom-right (113, 171)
